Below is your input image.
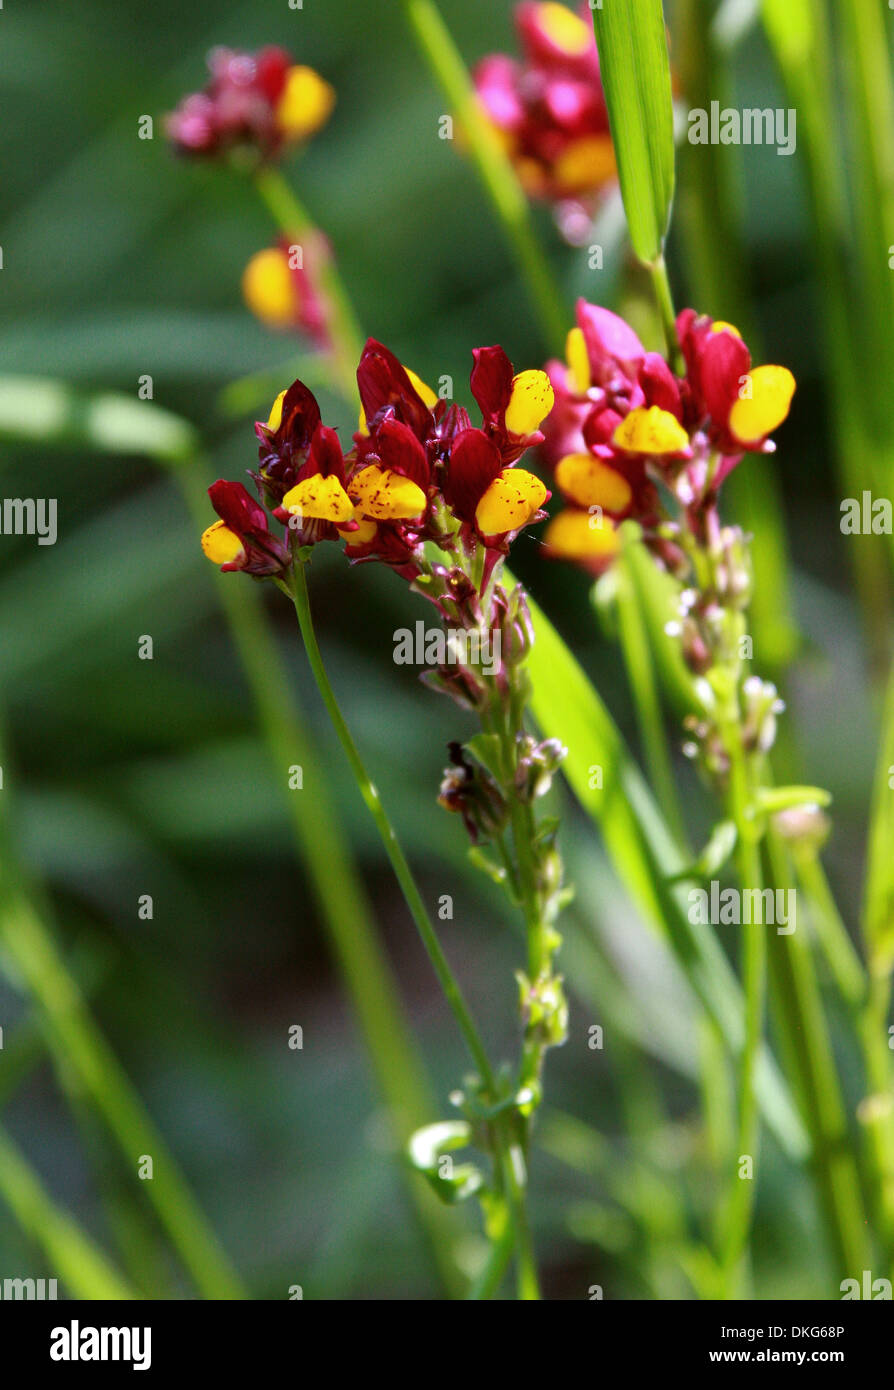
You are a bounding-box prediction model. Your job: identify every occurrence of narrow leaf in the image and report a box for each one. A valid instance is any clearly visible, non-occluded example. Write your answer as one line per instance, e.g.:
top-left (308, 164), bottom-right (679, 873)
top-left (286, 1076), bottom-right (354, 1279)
top-left (591, 0), bottom-right (676, 264)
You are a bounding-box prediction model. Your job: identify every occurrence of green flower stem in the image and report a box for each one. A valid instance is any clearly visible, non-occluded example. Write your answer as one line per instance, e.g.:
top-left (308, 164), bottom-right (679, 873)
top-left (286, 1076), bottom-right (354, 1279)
top-left (285, 560), bottom-right (544, 1294)
top-left (497, 1120), bottom-right (541, 1301)
top-left (253, 165), bottom-right (365, 405)
top-left (859, 970), bottom-right (894, 1271)
top-left (285, 561), bottom-right (496, 1089)
top-left (764, 831), bottom-right (870, 1280)
top-left (399, 0), bottom-right (568, 353)
top-left (466, 1216), bottom-right (515, 1300)
top-left (0, 873), bottom-right (245, 1300)
top-left (616, 536), bottom-right (686, 845)
top-left (0, 1126), bottom-right (137, 1300)
top-left (176, 458), bottom-right (464, 1297)
top-left (718, 736), bottom-right (766, 1297)
top-left (795, 851), bottom-right (866, 1016)
top-left (795, 847), bottom-right (894, 1268)
top-left (648, 256), bottom-right (683, 373)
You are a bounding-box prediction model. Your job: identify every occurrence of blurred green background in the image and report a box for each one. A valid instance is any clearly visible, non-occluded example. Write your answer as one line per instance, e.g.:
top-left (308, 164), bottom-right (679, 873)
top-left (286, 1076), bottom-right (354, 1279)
top-left (0, 0), bottom-right (885, 1298)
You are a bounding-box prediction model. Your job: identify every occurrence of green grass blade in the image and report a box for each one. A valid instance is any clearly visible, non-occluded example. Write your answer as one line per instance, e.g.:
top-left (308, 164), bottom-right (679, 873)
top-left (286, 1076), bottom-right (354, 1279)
top-left (591, 0), bottom-right (675, 266)
top-left (0, 1126), bottom-right (137, 1300)
top-left (863, 666), bottom-right (894, 973)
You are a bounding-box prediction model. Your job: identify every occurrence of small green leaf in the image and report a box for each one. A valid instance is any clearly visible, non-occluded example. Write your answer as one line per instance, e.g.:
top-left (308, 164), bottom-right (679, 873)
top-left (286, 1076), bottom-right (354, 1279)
top-left (755, 786), bottom-right (833, 815)
top-left (591, 0), bottom-right (676, 265)
top-left (666, 820), bottom-right (738, 884)
top-left (407, 1121), bottom-right (485, 1205)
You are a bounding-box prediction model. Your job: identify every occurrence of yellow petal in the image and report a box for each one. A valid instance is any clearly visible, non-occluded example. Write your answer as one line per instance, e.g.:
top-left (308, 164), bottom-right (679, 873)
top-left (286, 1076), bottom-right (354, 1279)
top-left (475, 468), bottom-right (547, 535)
top-left (242, 248), bottom-right (295, 329)
top-left (274, 66), bottom-right (336, 142)
top-left (728, 364), bottom-right (796, 444)
top-left (553, 135), bottom-right (616, 194)
top-left (282, 473), bottom-right (354, 524)
top-left (338, 513), bottom-right (378, 545)
top-left (505, 370), bottom-right (555, 436)
top-left (544, 508), bottom-right (620, 561)
top-left (566, 327), bottom-right (590, 394)
top-left (711, 320), bottom-right (741, 338)
top-left (348, 464), bottom-right (426, 520)
top-left (612, 406), bottom-right (689, 455)
top-left (555, 453), bottom-right (632, 512)
top-left (404, 366), bottom-right (439, 408)
top-left (267, 389), bottom-right (287, 432)
top-left (201, 521), bottom-right (245, 566)
top-left (535, 2), bottom-right (591, 55)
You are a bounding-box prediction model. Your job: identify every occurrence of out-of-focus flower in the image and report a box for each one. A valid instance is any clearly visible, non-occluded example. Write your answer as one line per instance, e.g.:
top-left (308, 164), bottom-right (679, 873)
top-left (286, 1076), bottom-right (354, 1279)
top-left (473, 3), bottom-right (615, 239)
top-left (200, 479), bottom-right (291, 576)
top-left (166, 46), bottom-right (334, 161)
top-left (540, 300), bottom-right (795, 573)
top-left (241, 235), bottom-right (330, 345)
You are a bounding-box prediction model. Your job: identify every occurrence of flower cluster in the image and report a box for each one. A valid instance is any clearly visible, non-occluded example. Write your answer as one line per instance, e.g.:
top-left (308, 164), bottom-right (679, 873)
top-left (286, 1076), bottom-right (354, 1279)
top-left (473, 2), bottom-right (614, 240)
top-left (202, 337), bottom-right (552, 587)
top-left (166, 46), bottom-right (334, 161)
top-left (541, 299), bottom-right (796, 573)
top-left (241, 235), bottom-right (330, 345)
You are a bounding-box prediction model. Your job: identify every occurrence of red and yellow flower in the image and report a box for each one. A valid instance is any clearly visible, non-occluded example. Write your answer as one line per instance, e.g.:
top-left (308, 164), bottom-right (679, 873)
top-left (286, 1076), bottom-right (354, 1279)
top-left (473, 3), bottom-right (615, 237)
top-left (242, 236), bottom-right (330, 345)
top-left (540, 300), bottom-right (795, 573)
top-left (166, 46), bottom-right (334, 161)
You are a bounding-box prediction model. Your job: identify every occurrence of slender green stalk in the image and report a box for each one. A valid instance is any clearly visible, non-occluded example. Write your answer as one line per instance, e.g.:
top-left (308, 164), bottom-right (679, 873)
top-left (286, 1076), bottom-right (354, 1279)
top-left (176, 457), bottom-right (465, 1296)
top-left (466, 1218), bottom-right (515, 1300)
top-left (285, 561), bottom-right (495, 1089)
top-left (284, 560), bottom-right (546, 1294)
top-left (795, 852), bottom-right (866, 1016)
top-left (0, 879), bottom-right (245, 1299)
top-left (648, 256), bottom-right (683, 373)
top-left (0, 1126), bottom-right (137, 1300)
top-left (765, 831), bottom-right (871, 1281)
top-left (615, 538), bottom-right (686, 844)
top-left (498, 1123), bottom-right (540, 1300)
top-left (399, 0), bottom-right (568, 352)
top-left (718, 743), bottom-right (766, 1297)
top-left (253, 166), bottom-right (365, 404)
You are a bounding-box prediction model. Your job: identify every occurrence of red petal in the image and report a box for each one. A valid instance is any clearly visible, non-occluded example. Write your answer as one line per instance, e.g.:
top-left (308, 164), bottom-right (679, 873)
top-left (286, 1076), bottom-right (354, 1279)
top-left (470, 346), bottom-right (514, 421)
top-left (356, 338), bottom-right (432, 437)
top-left (444, 428), bottom-right (504, 522)
top-left (208, 479), bottom-right (270, 538)
top-left (639, 352), bottom-right (683, 420)
top-left (699, 332), bottom-right (751, 428)
top-left (373, 416), bottom-right (430, 487)
top-left (302, 424), bottom-right (345, 483)
top-left (274, 379), bottom-right (322, 446)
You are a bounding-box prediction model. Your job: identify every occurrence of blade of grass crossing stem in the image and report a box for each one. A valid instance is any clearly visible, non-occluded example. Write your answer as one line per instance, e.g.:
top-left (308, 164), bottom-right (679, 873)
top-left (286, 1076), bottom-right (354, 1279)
top-left (399, 0), bottom-right (568, 352)
top-left (520, 583), bottom-right (807, 1158)
top-left (0, 1126), bottom-right (137, 1300)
